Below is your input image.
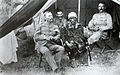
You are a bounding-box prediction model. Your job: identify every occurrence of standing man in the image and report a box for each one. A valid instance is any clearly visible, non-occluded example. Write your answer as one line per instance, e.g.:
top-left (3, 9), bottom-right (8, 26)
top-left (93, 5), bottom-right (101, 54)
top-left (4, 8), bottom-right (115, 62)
top-left (84, 2), bottom-right (113, 45)
top-left (54, 11), bottom-right (67, 29)
top-left (34, 11), bottom-right (64, 72)
top-left (54, 11), bottom-right (67, 45)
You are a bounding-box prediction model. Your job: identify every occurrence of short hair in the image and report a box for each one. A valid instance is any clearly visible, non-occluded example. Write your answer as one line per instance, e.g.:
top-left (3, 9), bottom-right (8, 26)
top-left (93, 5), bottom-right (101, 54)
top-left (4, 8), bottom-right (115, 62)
top-left (44, 11), bottom-right (52, 17)
top-left (99, 2), bottom-right (106, 7)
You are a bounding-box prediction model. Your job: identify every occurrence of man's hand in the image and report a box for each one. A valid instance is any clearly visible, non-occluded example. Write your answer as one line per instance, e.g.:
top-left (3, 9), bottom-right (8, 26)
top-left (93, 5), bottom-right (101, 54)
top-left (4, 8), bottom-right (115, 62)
top-left (50, 36), bottom-right (59, 41)
top-left (43, 36), bottom-right (58, 41)
top-left (65, 41), bottom-right (72, 47)
top-left (47, 36), bottom-right (54, 40)
top-left (119, 32), bottom-right (120, 39)
top-left (89, 26), bottom-right (99, 31)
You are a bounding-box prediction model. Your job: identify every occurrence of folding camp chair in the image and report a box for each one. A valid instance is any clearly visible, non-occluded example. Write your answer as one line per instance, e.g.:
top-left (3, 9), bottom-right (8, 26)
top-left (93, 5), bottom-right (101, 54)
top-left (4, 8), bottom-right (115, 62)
top-left (36, 39), bottom-right (64, 68)
top-left (89, 29), bottom-right (113, 53)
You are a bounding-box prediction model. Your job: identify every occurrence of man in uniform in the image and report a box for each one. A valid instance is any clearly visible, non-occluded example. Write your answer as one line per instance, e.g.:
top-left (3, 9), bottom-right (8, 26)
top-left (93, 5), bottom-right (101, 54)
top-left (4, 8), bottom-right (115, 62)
top-left (54, 11), bottom-right (67, 29)
top-left (53, 11), bottom-right (67, 45)
top-left (84, 2), bottom-right (113, 45)
top-left (34, 11), bottom-right (64, 72)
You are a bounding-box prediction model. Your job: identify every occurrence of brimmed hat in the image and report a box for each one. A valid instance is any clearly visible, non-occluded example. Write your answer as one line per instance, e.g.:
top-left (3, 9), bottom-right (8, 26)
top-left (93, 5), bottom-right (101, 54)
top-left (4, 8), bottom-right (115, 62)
top-left (56, 11), bottom-right (63, 17)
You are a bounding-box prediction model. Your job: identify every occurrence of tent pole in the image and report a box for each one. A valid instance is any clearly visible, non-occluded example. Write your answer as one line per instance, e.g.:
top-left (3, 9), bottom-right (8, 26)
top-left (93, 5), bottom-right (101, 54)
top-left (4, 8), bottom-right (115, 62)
top-left (55, 0), bottom-right (57, 9)
top-left (78, 0), bottom-right (81, 23)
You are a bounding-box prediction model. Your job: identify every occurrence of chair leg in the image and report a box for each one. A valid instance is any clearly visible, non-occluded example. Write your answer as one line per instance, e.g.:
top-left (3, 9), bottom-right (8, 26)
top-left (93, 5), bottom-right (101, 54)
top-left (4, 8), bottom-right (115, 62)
top-left (95, 43), bottom-right (101, 49)
top-left (101, 46), bottom-right (106, 53)
top-left (87, 48), bottom-right (92, 61)
top-left (85, 47), bottom-right (92, 66)
top-left (85, 46), bottom-right (92, 61)
top-left (39, 53), bottom-right (43, 68)
top-left (100, 41), bottom-right (113, 53)
top-left (104, 41), bottom-right (113, 50)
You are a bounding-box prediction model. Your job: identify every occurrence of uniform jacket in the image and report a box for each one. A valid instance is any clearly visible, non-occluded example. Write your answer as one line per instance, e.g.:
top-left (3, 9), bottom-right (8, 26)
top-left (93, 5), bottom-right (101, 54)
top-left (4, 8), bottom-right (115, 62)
top-left (88, 12), bottom-right (113, 31)
top-left (34, 21), bottom-right (60, 46)
top-left (54, 17), bottom-right (67, 29)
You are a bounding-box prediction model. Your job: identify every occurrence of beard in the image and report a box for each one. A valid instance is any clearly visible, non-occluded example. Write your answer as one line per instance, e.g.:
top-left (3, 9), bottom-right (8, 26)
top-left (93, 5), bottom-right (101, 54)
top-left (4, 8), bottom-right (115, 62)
top-left (99, 9), bottom-right (104, 12)
top-left (71, 21), bottom-right (76, 25)
top-left (99, 8), bottom-right (105, 12)
top-left (49, 19), bottom-right (53, 22)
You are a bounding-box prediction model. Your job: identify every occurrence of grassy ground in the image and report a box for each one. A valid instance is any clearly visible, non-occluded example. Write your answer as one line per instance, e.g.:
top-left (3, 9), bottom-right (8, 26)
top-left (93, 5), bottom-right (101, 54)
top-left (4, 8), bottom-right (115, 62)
top-left (1, 39), bottom-right (120, 75)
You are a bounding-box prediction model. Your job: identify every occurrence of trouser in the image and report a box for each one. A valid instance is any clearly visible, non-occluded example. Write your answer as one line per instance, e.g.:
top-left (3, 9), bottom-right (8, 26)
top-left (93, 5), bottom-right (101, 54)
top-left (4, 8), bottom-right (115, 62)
top-left (37, 42), bottom-right (64, 71)
top-left (84, 27), bottom-right (107, 44)
top-left (87, 31), bottom-right (101, 44)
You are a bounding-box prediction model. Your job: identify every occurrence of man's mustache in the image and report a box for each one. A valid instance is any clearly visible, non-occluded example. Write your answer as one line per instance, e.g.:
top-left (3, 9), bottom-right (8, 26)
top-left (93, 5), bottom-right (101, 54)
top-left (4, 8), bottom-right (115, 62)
top-left (50, 19), bottom-right (53, 21)
top-left (100, 9), bottom-right (103, 10)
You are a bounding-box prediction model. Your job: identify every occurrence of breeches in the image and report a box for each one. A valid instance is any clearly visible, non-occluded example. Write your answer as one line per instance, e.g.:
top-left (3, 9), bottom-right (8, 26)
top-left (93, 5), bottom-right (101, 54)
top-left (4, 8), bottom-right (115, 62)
top-left (84, 27), bottom-right (107, 44)
top-left (37, 41), bottom-right (64, 54)
top-left (36, 41), bottom-right (65, 71)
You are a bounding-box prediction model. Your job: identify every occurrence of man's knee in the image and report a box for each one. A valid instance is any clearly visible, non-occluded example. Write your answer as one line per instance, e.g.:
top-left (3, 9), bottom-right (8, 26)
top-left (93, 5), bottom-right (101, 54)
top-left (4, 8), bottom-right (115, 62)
top-left (83, 27), bottom-right (93, 38)
top-left (57, 46), bottom-right (65, 51)
top-left (39, 46), bottom-right (49, 54)
top-left (87, 31), bottom-right (101, 44)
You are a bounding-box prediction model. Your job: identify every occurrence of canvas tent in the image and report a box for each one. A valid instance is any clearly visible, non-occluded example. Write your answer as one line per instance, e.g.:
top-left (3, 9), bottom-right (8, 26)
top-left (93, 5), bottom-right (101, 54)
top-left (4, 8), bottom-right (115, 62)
top-left (54, 0), bottom-right (119, 27)
top-left (1, 0), bottom-right (120, 38)
top-left (40, 0), bottom-right (120, 37)
top-left (0, 0), bottom-right (47, 38)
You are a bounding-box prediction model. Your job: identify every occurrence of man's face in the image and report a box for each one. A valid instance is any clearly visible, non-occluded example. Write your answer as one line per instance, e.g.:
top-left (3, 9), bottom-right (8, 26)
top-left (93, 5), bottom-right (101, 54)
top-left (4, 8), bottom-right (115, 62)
top-left (45, 12), bottom-right (53, 22)
top-left (98, 3), bottom-right (106, 12)
top-left (57, 16), bottom-right (63, 20)
top-left (69, 17), bottom-right (77, 24)
top-left (56, 11), bottom-right (63, 20)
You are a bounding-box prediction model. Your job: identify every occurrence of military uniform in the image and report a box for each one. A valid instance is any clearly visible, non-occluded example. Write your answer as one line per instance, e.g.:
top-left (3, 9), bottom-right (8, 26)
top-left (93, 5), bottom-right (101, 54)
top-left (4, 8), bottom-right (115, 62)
top-left (53, 17), bottom-right (67, 45)
top-left (54, 18), bottom-right (67, 29)
top-left (84, 12), bottom-right (113, 44)
top-left (34, 21), bottom-right (64, 71)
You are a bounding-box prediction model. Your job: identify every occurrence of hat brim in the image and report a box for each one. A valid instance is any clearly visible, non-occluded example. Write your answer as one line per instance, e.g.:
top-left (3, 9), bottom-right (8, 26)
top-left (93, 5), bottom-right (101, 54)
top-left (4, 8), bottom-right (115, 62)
top-left (56, 14), bottom-right (63, 17)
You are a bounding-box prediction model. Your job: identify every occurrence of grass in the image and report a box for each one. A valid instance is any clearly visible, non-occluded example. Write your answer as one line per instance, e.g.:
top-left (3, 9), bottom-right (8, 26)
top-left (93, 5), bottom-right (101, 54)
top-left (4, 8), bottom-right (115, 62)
top-left (1, 40), bottom-right (120, 75)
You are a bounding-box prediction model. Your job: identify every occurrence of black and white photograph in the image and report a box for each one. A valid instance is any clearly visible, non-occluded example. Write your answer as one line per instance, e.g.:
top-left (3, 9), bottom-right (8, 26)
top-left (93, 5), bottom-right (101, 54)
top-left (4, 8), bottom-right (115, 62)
top-left (0, 0), bottom-right (120, 75)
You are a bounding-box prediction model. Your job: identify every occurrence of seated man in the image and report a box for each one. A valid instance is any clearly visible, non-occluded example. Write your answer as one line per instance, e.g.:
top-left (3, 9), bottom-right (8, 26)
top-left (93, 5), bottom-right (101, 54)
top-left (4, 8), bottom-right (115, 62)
top-left (64, 12), bottom-right (86, 67)
top-left (34, 11), bottom-right (64, 72)
top-left (84, 2), bottom-right (113, 45)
